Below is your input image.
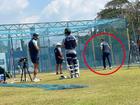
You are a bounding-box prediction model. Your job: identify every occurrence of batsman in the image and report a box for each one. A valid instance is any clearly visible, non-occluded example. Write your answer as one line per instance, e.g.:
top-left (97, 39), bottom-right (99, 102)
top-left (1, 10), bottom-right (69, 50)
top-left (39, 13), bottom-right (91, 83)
top-left (62, 28), bottom-right (80, 78)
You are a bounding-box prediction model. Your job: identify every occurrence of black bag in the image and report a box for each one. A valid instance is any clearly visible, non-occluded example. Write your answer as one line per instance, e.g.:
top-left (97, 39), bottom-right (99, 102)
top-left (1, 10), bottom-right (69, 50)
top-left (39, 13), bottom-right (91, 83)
top-left (0, 66), bottom-right (6, 81)
top-left (0, 66), bottom-right (5, 74)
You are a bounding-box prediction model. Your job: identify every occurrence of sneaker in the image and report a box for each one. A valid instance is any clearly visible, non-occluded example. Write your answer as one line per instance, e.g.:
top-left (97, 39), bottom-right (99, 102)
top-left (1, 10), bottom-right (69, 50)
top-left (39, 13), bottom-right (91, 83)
top-left (103, 68), bottom-right (107, 70)
top-left (75, 73), bottom-right (80, 78)
top-left (33, 78), bottom-right (40, 82)
top-left (109, 67), bottom-right (112, 70)
top-left (71, 74), bottom-right (75, 78)
top-left (59, 75), bottom-right (66, 80)
top-left (3, 81), bottom-right (7, 84)
top-left (60, 72), bottom-right (63, 74)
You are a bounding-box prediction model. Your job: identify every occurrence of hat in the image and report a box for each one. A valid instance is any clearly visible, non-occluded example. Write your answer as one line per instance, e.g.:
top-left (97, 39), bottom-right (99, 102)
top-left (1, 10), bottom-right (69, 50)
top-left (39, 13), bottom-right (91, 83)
top-left (64, 28), bottom-right (71, 35)
top-left (56, 42), bottom-right (61, 46)
top-left (33, 33), bottom-right (39, 37)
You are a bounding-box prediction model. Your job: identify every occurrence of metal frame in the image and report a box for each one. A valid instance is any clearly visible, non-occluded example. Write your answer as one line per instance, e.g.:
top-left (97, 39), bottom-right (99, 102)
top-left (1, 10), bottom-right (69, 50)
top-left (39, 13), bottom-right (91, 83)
top-left (0, 18), bottom-right (125, 39)
top-left (0, 18), bottom-right (127, 77)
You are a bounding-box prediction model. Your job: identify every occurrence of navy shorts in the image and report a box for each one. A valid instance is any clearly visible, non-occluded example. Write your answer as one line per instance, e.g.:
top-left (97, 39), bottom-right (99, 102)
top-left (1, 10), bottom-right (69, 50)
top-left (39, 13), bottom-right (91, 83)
top-left (30, 56), bottom-right (39, 64)
top-left (56, 58), bottom-right (63, 64)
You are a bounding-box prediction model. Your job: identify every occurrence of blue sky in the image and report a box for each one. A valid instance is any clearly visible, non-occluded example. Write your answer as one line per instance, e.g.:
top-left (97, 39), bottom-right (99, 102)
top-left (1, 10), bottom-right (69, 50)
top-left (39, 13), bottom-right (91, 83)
top-left (0, 0), bottom-right (135, 24)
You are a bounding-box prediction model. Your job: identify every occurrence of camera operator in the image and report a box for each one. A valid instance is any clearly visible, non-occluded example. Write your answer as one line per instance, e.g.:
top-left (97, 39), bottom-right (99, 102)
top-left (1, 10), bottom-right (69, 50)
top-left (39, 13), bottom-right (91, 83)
top-left (28, 33), bottom-right (40, 82)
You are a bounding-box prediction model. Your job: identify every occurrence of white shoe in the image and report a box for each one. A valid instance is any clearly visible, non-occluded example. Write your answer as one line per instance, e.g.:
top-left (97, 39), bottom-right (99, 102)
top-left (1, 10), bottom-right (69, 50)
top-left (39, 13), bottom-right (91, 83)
top-left (75, 73), bottom-right (80, 78)
top-left (109, 67), bottom-right (112, 70)
top-left (59, 75), bottom-right (67, 80)
top-left (33, 78), bottom-right (40, 82)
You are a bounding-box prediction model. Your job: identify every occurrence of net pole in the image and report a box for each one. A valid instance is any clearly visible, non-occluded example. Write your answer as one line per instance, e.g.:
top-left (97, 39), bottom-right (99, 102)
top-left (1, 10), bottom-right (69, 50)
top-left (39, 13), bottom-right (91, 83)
top-left (77, 32), bottom-right (82, 68)
top-left (38, 37), bottom-right (42, 72)
top-left (108, 35), bottom-right (115, 66)
top-left (127, 24), bottom-right (131, 68)
top-left (48, 37), bottom-right (52, 72)
top-left (42, 35), bottom-right (46, 72)
top-left (10, 37), bottom-right (16, 78)
top-left (91, 29), bottom-right (96, 69)
top-left (132, 21), bottom-right (137, 41)
top-left (127, 26), bottom-right (130, 51)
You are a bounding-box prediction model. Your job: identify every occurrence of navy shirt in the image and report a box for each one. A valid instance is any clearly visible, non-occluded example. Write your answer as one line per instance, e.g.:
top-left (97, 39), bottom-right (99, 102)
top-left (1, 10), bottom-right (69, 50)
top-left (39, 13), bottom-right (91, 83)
top-left (28, 39), bottom-right (39, 57)
top-left (100, 41), bottom-right (110, 53)
top-left (63, 35), bottom-right (77, 50)
top-left (54, 47), bottom-right (62, 59)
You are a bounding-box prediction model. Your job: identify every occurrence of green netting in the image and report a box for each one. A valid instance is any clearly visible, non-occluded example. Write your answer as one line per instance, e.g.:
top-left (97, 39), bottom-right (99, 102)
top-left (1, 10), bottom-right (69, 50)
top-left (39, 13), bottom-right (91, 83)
top-left (0, 18), bottom-right (136, 76)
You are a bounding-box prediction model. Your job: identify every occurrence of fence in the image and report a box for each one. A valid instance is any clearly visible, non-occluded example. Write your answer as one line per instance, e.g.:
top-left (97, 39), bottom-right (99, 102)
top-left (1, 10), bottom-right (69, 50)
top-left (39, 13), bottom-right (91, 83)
top-left (0, 18), bottom-right (138, 76)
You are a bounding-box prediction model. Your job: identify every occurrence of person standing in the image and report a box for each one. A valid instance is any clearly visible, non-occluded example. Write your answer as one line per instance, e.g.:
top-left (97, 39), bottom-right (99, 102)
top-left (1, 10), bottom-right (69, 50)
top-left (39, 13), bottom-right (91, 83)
top-left (62, 28), bottom-right (80, 78)
top-left (100, 39), bottom-right (112, 70)
top-left (54, 43), bottom-right (63, 75)
top-left (137, 38), bottom-right (140, 54)
top-left (28, 33), bottom-right (40, 82)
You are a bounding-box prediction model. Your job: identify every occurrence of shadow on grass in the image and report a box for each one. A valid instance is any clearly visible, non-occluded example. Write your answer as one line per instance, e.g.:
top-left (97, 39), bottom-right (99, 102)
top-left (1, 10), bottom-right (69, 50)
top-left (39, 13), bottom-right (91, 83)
top-left (0, 83), bottom-right (88, 90)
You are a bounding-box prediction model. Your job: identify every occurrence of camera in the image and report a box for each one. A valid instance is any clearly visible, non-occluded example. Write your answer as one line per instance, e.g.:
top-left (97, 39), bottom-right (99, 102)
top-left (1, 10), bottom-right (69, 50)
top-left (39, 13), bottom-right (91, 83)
top-left (18, 57), bottom-right (32, 82)
top-left (18, 57), bottom-right (28, 69)
top-left (19, 57), bottom-right (27, 62)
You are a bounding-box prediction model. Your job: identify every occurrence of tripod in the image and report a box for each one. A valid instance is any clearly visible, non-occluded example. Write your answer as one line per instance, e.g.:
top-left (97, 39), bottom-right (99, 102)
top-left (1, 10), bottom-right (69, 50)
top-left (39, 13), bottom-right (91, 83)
top-left (19, 58), bottom-right (32, 82)
top-left (128, 41), bottom-right (140, 68)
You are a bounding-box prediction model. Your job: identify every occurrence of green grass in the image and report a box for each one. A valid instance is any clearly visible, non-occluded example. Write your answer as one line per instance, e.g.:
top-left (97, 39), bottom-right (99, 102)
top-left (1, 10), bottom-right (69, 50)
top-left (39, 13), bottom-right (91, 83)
top-left (0, 67), bottom-right (140, 105)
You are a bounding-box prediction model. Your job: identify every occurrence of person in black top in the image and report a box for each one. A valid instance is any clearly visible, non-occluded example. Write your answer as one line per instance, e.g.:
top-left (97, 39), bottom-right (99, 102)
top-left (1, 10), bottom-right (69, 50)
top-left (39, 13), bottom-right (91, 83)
top-left (137, 38), bottom-right (140, 54)
top-left (54, 43), bottom-right (63, 75)
top-left (100, 39), bottom-right (112, 70)
top-left (62, 28), bottom-right (80, 78)
top-left (28, 33), bottom-right (40, 82)
top-left (130, 40), bottom-right (140, 63)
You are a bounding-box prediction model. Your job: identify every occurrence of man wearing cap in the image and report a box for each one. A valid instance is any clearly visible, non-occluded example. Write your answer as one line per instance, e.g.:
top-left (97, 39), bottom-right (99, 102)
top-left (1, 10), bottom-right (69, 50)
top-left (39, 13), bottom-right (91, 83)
top-left (54, 43), bottom-right (63, 75)
top-left (28, 33), bottom-right (40, 82)
top-left (62, 28), bottom-right (80, 78)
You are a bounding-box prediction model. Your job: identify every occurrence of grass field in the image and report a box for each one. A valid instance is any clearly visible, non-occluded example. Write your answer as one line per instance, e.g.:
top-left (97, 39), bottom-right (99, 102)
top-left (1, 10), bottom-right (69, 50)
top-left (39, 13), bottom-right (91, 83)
top-left (0, 67), bottom-right (140, 105)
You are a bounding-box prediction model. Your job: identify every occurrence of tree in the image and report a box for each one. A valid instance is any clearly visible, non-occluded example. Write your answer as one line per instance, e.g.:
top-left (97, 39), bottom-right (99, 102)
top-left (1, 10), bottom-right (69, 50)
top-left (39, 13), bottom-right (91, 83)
top-left (97, 0), bottom-right (140, 39)
top-left (105, 0), bottom-right (129, 9)
top-left (98, 0), bottom-right (129, 18)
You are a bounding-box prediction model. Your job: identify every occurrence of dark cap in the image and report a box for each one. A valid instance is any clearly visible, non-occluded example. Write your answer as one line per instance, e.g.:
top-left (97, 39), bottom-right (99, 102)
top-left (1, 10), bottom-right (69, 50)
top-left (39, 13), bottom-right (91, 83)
top-left (64, 28), bottom-right (71, 35)
top-left (33, 33), bottom-right (39, 37)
